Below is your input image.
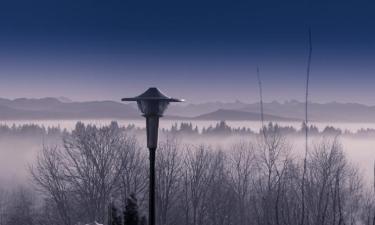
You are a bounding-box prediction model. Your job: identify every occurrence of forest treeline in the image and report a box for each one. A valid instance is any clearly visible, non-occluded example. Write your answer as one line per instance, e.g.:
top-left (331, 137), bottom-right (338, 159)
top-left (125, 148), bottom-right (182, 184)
top-left (0, 122), bottom-right (373, 225)
top-left (1, 121), bottom-right (375, 138)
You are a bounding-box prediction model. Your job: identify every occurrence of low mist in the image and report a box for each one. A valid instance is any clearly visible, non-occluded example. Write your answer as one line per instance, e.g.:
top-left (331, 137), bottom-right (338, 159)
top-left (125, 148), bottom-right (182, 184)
top-left (0, 120), bottom-right (374, 187)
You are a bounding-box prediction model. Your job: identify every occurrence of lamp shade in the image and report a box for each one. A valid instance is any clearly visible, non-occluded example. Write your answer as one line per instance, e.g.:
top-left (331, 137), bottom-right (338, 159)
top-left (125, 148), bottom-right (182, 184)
top-left (122, 87), bottom-right (184, 117)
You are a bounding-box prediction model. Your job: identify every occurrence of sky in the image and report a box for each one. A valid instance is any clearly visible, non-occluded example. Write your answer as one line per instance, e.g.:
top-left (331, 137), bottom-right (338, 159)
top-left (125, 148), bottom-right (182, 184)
top-left (0, 0), bottom-right (375, 104)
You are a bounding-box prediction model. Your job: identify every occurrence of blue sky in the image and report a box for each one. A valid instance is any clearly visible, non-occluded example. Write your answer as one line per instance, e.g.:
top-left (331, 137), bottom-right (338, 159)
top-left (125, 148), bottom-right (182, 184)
top-left (0, 0), bottom-right (374, 104)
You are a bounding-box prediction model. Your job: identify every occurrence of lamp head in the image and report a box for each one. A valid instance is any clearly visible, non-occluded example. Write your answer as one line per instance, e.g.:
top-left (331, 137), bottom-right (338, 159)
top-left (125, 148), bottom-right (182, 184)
top-left (122, 87), bottom-right (184, 117)
top-left (122, 87), bottom-right (184, 149)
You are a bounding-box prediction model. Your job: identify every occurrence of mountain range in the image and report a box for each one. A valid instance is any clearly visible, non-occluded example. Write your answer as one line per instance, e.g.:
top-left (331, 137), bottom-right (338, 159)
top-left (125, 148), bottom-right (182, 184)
top-left (0, 97), bottom-right (374, 122)
top-left (193, 109), bottom-right (297, 121)
top-left (0, 97), bottom-right (139, 120)
top-left (167, 100), bottom-right (375, 122)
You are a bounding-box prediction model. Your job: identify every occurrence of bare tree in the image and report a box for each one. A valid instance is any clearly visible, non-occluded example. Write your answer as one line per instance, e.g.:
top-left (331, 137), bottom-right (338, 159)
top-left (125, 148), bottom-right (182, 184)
top-left (254, 124), bottom-right (290, 225)
top-left (118, 136), bottom-right (147, 214)
top-left (304, 138), bottom-right (364, 225)
top-left (30, 146), bottom-right (72, 225)
top-left (27, 121), bottom-right (375, 225)
top-left (0, 188), bottom-right (9, 225)
top-left (205, 150), bottom-right (236, 225)
top-left (31, 122), bottom-right (141, 225)
top-left (181, 145), bottom-right (216, 225)
top-left (228, 141), bottom-right (255, 225)
top-left (4, 187), bottom-right (35, 225)
top-left (156, 137), bottom-right (182, 225)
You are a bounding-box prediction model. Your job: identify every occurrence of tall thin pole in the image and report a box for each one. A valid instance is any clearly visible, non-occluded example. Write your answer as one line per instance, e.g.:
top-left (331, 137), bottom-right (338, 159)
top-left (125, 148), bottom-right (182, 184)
top-left (300, 28), bottom-right (312, 225)
top-left (305, 28), bottom-right (312, 157)
top-left (256, 66), bottom-right (266, 138)
top-left (149, 147), bottom-right (156, 225)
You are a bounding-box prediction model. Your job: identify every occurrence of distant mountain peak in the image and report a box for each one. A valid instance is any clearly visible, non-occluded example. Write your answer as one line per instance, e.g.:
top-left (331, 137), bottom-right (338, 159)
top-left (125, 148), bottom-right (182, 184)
top-left (57, 96), bottom-right (73, 103)
top-left (284, 99), bottom-right (302, 105)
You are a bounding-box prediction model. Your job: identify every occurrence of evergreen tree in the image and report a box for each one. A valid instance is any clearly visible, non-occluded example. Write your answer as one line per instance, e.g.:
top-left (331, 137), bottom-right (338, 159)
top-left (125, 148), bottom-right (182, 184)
top-left (108, 201), bottom-right (122, 225)
top-left (194, 125), bottom-right (199, 133)
top-left (123, 194), bottom-right (140, 225)
top-left (140, 216), bottom-right (147, 225)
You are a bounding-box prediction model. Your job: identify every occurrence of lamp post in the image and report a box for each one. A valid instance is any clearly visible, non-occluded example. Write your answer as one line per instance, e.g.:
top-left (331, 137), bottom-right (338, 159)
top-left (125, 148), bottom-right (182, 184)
top-left (122, 87), bottom-right (183, 225)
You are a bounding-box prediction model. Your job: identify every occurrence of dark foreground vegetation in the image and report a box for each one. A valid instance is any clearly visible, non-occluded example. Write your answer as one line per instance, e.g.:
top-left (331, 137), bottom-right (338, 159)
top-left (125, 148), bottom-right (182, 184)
top-left (0, 121), bottom-right (373, 225)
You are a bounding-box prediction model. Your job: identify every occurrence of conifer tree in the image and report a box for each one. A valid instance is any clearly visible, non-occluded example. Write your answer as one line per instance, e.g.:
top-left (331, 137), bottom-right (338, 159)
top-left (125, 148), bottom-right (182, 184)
top-left (123, 194), bottom-right (140, 225)
top-left (140, 216), bottom-right (147, 225)
top-left (108, 201), bottom-right (122, 225)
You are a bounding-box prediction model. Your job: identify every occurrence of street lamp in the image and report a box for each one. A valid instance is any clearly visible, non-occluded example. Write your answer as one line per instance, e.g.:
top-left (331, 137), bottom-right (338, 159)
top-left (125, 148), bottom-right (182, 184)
top-left (122, 87), bottom-right (183, 225)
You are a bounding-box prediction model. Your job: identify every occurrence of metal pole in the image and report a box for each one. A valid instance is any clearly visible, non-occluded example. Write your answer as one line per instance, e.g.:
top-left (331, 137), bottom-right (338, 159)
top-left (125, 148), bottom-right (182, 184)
top-left (149, 147), bottom-right (156, 225)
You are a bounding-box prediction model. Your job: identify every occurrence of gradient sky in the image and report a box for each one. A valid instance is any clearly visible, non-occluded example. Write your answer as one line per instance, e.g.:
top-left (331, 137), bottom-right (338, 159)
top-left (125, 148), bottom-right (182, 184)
top-left (0, 0), bottom-right (374, 104)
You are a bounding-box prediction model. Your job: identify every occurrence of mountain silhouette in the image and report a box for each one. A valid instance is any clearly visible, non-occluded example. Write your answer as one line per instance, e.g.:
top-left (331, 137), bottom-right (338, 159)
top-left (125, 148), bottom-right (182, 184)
top-left (1, 98), bottom-right (375, 122)
top-left (0, 98), bottom-right (139, 119)
top-left (193, 109), bottom-right (296, 121)
top-left (167, 100), bottom-right (375, 122)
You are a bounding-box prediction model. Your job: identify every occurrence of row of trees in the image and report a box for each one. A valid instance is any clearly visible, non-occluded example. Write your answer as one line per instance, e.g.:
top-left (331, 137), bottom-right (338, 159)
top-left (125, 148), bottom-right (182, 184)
top-left (22, 122), bottom-right (374, 225)
top-left (2, 121), bottom-right (375, 138)
top-left (169, 121), bottom-right (345, 136)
